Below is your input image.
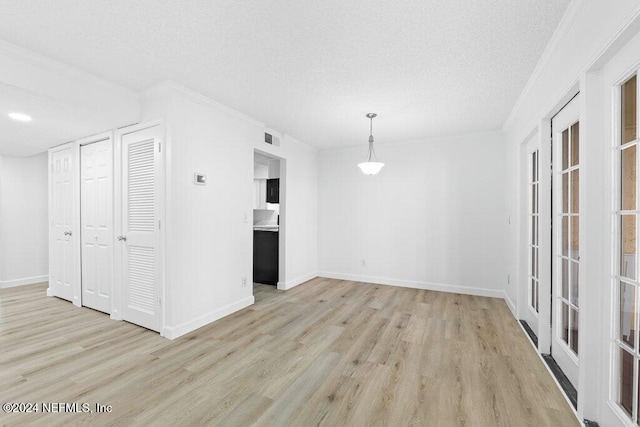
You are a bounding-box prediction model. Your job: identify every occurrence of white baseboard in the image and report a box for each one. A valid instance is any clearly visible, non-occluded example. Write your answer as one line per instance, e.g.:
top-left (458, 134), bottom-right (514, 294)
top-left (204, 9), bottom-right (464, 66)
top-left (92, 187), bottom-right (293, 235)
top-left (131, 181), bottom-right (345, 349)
top-left (277, 272), bottom-right (318, 290)
top-left (0, 275), bottom-right (49, 289)
top-left (162, 295), bottom-right (255, 340)
top-left (504, 292), bottom-right (517, 316)
top-left (318, 271), bottom-right (504, 299)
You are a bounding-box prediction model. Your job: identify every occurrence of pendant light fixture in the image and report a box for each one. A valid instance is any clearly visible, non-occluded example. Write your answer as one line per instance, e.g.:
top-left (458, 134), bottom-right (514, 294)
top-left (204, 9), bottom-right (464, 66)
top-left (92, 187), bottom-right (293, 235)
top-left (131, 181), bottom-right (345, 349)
top-left (357, 113), bottom-right (385, 175)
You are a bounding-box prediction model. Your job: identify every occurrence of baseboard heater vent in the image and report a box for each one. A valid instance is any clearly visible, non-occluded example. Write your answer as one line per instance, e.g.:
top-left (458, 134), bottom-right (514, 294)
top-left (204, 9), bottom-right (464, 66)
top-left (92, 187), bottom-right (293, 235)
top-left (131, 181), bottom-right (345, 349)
top-left (519, 320), bottom-right (538, 348)
top-left (541, 354), bottom-right (577, 409)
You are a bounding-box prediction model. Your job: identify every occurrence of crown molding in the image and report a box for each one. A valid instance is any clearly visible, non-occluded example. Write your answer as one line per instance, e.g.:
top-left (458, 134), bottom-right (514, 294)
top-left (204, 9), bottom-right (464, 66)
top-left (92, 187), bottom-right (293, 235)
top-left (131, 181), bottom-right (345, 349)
top-left (320, 129), bottom-right (503, 153)
top-left (0, 39), bottom-right (139, 100)
top-left (281, 133), bottom-right (319, 153)
top-left (144, 80), bottom-right (319, 152)
top-left (145, 80), bottom-right (264, 128)
top-left (584, 2), bottom-right (640, 72)
top-left (502, 0), bottom-right (587, 132)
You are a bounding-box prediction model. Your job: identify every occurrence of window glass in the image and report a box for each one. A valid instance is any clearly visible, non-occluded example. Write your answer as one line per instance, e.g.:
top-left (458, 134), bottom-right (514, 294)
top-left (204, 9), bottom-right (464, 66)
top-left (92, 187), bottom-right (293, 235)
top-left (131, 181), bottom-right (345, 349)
top-left (570, 308), bottom-right (579, 354)
top-left (622, 215), bottom-right (637, 280)
top-left (620, 282), bottom-right (636, 349)
top-left (623, 75), bottom-right (637, 144)
top-left (571, 123), bottom-right (579, 166)
top-left (621, 349), bottom-right (635, 416)
top-left (622, 145), bottom-right (636, 211)
top-left (562, 129), bottom-right (569, 169)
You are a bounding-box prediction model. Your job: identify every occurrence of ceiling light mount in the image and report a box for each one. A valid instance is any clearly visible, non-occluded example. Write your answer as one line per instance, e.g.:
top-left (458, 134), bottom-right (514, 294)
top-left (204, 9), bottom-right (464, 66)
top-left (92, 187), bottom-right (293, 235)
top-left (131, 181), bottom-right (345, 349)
top-left (357, 113), bottom-right (384, 175)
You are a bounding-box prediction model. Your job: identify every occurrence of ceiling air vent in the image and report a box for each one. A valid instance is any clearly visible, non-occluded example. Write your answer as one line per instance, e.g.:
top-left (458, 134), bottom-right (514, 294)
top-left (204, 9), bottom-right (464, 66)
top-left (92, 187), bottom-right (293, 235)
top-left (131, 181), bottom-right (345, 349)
top-left (264, 131), bottom-right (281, 147)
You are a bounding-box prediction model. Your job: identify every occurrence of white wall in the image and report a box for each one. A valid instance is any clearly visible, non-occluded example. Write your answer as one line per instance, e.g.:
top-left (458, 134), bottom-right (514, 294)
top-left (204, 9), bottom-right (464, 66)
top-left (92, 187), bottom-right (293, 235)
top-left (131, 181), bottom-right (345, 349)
top-left (142, 83), bottom-right (256, 337)
top-left (318, 131), bottom-right (506, 298)
top-left (274, 135), bottom-right (318, 289)
top-left (141, 82), bottom-right (319, 337)
top-left (0, 152), bottom-right (48, 287)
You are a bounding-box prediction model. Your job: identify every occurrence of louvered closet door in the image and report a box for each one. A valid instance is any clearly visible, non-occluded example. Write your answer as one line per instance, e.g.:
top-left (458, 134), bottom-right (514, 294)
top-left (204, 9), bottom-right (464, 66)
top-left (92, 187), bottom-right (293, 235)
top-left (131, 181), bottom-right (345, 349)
top-left (50, 144), bottom-right (75, 302)
top-left (81, 138), bottom-right (112, 314)
top-left (121, 126), bottom-right (161, 332)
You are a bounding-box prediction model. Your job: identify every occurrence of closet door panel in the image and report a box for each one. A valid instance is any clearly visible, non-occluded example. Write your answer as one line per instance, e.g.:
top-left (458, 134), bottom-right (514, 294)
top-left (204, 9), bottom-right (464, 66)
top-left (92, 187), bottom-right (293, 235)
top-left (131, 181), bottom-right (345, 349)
top-left (49, 144), bottom-right (75, 302)
top-left (81, 137), bottom-right (113, 314)
top-left (119, 125), bottom-right (162, 332)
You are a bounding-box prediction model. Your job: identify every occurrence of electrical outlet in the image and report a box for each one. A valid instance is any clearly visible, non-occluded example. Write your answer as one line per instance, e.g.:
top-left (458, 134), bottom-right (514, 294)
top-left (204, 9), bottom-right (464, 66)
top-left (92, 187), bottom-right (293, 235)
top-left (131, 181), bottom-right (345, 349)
top-left (361, 259), bottom-right (366, 267)
top-left (242, 276), bottom-right (248, 287)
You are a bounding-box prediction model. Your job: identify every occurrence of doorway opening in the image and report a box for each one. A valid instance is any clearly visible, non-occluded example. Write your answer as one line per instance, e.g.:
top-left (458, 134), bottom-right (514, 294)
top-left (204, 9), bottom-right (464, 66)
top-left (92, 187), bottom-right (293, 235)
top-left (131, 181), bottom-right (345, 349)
top-left (253, 150), bottom-right (285, 299)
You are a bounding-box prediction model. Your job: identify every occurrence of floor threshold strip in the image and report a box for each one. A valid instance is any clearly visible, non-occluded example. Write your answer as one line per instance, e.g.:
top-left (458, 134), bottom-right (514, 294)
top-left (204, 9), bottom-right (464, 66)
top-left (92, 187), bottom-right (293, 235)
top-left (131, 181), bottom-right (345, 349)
top-left (541, 354), bottom-right (577, 409)
top-left (519, 320), bottom-right (538, 348)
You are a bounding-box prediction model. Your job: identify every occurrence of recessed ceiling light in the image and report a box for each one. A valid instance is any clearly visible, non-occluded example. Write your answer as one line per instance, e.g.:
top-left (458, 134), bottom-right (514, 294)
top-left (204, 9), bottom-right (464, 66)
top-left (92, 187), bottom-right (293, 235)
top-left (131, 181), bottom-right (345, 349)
top-left (8, 112), bottom-right (32, 122)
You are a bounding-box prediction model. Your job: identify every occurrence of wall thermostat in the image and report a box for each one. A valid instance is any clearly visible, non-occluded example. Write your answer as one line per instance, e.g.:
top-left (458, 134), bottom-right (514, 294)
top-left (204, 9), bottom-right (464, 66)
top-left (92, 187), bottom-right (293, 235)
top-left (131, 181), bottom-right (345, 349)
top-left (194, 173), bottom-right (207, 185)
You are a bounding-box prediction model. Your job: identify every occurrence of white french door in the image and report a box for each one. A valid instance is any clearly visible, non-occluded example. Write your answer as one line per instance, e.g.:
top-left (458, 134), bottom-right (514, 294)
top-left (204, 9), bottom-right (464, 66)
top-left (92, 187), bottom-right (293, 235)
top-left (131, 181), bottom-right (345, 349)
top-left (521, 135), bottom-right (540, 338)
top-left (80, 137), bottom-right (113, 314)
top-left (49, 143), bottom-right (75, 302)
top-left (614, 72), bottom-right (639, 423)
top-left (551, 95), bottom-right (581, 388)
top-left (119, 125), bottom-right (162, 332)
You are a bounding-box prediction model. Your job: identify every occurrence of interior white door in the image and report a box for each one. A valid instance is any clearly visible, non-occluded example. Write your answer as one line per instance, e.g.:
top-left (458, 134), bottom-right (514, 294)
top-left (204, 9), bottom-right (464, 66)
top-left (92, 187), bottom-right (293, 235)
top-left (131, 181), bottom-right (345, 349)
top-left (81, 138), bottom-right (113, 314)
top-left (551, 94), bottom-right (581, 388)
top-left (521, 135), bottom-right (540, 338)
top-left (120, 126), bottom-right (162, 332)
top-left (50, 144), bottom-right (75, 302)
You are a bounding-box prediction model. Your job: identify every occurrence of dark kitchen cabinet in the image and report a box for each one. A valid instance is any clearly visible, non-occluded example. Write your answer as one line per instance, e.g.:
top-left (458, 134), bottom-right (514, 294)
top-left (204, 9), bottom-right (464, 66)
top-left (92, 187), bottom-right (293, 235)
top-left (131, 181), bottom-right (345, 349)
top-left (253, 230), bottom-right (279, 285)
top-left (266, 178), bottom-right (279, 203)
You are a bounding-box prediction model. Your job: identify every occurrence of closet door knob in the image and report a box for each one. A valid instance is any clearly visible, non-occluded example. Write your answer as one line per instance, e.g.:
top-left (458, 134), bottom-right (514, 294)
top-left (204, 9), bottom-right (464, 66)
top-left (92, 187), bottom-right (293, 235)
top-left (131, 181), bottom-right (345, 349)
top-left (118, 235), bottom-right (127, 241)
top-left (64, 231), bottom-right (72, 236)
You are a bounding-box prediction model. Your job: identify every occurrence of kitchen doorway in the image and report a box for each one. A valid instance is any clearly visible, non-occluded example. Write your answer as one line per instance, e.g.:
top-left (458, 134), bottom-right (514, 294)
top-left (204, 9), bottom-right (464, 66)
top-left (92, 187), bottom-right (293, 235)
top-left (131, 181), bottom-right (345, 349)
top-left (253, 150), bottom-right (285, 295)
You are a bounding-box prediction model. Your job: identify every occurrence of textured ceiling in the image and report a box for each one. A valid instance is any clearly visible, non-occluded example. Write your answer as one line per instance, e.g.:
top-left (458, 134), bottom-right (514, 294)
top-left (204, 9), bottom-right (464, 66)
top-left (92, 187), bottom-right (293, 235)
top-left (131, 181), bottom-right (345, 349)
top-left (0, 0), bottom-right (570, 151)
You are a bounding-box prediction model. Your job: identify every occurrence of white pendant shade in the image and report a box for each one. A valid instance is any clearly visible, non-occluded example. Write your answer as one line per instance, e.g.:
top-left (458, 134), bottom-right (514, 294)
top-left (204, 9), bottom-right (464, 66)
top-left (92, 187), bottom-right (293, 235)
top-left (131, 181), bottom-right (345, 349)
top-left (357, 161), bottom-right (385, 175)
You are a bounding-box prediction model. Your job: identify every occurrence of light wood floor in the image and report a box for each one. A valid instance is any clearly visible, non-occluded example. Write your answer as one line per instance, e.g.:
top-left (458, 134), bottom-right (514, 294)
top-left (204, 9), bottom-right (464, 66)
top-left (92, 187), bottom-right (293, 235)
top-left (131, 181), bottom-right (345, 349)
top-left (0, 278), bottom-right (577, 426)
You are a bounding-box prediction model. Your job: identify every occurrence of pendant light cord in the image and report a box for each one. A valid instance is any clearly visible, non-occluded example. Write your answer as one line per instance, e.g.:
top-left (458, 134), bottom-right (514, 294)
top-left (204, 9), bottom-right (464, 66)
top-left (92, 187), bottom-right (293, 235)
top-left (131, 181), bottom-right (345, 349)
top-left (370, 116), bottom-right (373, 139)
top-left (368, 115), bottom-right (378, 162)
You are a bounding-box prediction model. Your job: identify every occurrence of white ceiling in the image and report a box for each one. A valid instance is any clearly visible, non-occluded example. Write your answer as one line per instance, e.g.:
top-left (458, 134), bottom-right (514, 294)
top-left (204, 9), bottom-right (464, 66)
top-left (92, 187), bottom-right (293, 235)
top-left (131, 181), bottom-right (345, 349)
top-left (0, 81), bottom-right (137, 157)
top-left (0, 0), bottom-right (571, 154)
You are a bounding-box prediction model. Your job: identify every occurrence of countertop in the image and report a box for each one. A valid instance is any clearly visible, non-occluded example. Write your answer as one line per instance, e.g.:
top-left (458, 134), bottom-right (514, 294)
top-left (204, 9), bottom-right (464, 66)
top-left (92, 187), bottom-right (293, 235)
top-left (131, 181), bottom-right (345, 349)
top-left (253, 224), bottom-right (279, 232)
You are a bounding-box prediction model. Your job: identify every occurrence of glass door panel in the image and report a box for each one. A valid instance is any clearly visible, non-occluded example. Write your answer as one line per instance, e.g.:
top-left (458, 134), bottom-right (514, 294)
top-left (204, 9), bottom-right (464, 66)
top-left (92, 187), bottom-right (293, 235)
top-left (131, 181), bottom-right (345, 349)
top-left (552, 95), bottom-right (581, 389)
top-left (616, 73), bottom-right (640, 423)
top-left (530, 149), bottom-right (540, 314)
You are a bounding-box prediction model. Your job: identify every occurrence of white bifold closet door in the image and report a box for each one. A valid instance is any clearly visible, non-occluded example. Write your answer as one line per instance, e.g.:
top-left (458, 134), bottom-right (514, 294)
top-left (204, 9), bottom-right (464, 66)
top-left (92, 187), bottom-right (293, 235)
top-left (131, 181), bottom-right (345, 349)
top-left (80, 138), bottom-right (113, 314)
top-left (119, 126), bottom-right (162, 332)
top-left (50, 144), bottom-right (75, 302)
